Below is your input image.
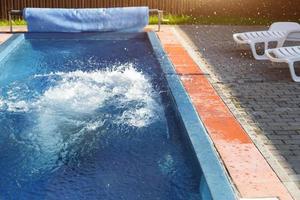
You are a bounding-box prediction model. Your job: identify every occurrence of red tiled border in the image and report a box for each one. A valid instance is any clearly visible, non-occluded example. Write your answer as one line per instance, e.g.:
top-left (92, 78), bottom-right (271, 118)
top-left (157, 28), bottom-right (293, 200)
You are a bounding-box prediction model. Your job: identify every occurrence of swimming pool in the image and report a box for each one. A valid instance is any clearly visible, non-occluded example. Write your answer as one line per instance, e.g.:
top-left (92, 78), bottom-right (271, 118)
top-left (0, 32), bottom-right (235, 199)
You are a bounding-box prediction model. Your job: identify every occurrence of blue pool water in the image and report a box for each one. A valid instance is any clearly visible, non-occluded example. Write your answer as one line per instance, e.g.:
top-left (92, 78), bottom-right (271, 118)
top-left (0, 33), bottom-right (210, 199)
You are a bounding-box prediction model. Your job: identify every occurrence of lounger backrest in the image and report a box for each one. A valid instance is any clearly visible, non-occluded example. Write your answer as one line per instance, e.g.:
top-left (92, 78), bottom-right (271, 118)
top-left (269, 22), bottom-right (300, 41)
top-left (269, 22), bottom-right (300, 33)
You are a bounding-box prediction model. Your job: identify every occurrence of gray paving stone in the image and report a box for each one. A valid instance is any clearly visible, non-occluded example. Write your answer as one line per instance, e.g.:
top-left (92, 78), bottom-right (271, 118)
top-left (178, 25), bottom-right (300, 196)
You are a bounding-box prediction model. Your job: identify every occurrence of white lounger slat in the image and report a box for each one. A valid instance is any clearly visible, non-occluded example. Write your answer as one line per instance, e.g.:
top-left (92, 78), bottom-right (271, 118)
top-left (258, 32), bottom-right (269, 39)
top-left (287, 48), bottom-right (298, 56)
top-left (262, 31), bottom-right (272, 37)
top-left (291, 47), bottom-right (300, 55)
top-left (275, 49), bottom-right (285, 58)
top-left (293, 47), bottom-right (300, 54)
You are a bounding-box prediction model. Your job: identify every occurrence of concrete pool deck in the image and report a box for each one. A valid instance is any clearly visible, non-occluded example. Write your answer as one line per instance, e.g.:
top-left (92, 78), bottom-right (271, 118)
top-left (0, 25), bottom-right (298, 199)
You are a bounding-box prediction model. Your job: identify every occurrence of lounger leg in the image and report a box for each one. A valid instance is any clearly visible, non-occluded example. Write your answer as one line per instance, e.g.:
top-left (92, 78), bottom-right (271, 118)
top-left (276, 39), bottom-right (285, 48)
top-left (249, 43), bottom-right (268, 60)
top-left (288, 61), bottom-right (300, 82)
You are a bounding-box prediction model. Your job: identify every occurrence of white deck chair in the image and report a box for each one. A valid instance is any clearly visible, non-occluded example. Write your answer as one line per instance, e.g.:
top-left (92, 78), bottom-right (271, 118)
top-left (266, 46), bottom-right (300, 82)
top-left (233, 22), bottom-right (300, 60)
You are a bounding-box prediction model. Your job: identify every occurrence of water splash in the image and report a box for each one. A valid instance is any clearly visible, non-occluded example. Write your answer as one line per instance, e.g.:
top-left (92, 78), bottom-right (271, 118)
top-left (2, 64), bottom-right (161, 126)
top-left (0, 64), bottom-right (164, 180)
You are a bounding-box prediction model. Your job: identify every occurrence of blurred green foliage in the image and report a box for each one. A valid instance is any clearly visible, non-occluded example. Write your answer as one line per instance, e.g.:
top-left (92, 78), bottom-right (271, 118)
top-left (0, 15), bottom-right (299, 26)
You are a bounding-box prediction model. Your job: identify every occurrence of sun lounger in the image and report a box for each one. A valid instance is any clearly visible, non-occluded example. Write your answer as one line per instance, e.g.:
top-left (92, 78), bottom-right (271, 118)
top-left (233, 22), bottom-right (300, 60)
top-left (266, 46), bottom-right (300, 82)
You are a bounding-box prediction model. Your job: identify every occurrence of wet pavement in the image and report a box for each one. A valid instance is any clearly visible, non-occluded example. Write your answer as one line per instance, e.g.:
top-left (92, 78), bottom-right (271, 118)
top-left (177, 25), bottom-right (300, 199)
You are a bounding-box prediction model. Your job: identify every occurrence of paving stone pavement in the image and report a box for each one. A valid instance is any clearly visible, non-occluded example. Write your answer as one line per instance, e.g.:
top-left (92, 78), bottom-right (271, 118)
top-left (177, 25), bottom-right (300, 199)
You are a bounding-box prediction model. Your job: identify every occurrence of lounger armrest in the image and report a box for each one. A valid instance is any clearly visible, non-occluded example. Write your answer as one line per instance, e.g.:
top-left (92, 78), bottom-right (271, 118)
top-left (265, 49), bottom-right (287, 63)
top-left (233, 33), bottom-right (247, 44)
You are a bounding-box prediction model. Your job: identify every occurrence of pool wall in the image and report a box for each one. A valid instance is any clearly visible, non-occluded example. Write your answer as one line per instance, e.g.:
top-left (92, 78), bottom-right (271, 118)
top-left (148, 32), bottom-right (237, 200)
top-left (0, 34), bottom-right (23, 63)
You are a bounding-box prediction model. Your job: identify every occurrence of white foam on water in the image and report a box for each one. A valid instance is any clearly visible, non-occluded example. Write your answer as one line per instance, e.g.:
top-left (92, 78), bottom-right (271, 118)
top-left (0, 64), bottom-right (164, 178)
top-left (3, 64), bottom-right (161, 127)
top-left (0, 97), bottom-right (5, 109)
top-left (37, 64), bottom-right (161, 126)
top-left (6, 100), bottom-right (30, 112)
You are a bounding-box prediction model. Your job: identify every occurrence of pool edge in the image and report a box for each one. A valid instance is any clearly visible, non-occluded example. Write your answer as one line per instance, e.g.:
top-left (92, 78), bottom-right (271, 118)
top-left (147, 31), bottom-right (237, 200)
